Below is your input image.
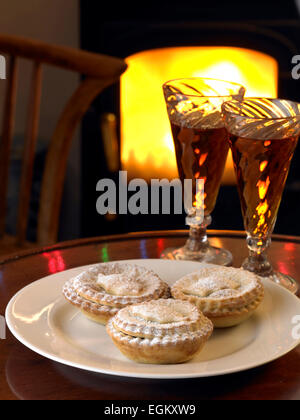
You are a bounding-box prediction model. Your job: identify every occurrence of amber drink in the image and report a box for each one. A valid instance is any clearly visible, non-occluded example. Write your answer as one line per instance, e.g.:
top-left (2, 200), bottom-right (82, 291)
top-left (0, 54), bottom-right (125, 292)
top-left (223, 98), bottom-right (300, 294)
top-left (229, 135), bottom-right (298, 239)
top-left (161, 78), bottom-right (245, 265)
top-left (171, 124), bottom-right (229, 215)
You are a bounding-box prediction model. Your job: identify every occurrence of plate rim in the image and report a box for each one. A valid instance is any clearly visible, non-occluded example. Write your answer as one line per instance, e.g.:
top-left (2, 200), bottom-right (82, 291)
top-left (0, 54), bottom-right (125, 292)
top-left (5, 259), bottom-right (300, 379)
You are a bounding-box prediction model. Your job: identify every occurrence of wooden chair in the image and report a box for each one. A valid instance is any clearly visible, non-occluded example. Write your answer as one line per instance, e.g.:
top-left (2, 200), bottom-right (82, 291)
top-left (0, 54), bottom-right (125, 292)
top-left (0, 33), bottom-right (127, 255)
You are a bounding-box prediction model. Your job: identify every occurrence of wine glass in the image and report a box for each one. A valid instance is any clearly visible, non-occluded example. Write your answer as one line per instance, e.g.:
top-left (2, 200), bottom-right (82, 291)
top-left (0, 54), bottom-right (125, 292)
top-left (161, 78), bottom-right (245, 265)
top-left (222, 98), bottom-right (300, 293)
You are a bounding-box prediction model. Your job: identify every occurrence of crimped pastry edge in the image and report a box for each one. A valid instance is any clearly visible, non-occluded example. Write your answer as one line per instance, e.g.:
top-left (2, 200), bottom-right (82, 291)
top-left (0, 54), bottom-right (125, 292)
top-left (62, 276), bottom-right (170, 324)
top-left (172, 287), bottom-right (264, 328)
top-left (62, 279), bottom-right (119, 321)
top-left (112, 299), bottom-right (211, 339)
top-left (72, 263), bottom-right (169, 307)
top-left (171, 268), bottom-right (264, 314)
top-left (106, 316), bottom-right (213, 364)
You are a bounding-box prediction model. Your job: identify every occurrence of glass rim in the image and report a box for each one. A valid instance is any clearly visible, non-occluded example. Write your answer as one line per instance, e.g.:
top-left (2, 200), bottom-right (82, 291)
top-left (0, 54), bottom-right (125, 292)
top-left (162, 77), bottom-right (246, 99)
top-left (222, 97), bottom-right (300, 122)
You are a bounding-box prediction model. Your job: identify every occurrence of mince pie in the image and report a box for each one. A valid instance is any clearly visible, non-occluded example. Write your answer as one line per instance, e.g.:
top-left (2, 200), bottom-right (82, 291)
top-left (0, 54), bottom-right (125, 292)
top-left (106, 298), bottom-right (213, 364)
top-left (171, 265), bottom-right (264, 328)
top-left (63, 263), bottom-right (170, 324)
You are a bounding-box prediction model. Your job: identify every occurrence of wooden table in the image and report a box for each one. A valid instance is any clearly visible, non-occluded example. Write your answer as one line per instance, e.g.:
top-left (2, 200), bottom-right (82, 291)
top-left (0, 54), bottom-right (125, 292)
top-left (1, 230), bottom-right (300, 400)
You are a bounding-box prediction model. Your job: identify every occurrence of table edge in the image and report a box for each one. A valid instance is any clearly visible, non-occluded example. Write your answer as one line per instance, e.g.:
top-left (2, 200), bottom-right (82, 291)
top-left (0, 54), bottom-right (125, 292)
top-left (1, 229), bottom-right (300, 266)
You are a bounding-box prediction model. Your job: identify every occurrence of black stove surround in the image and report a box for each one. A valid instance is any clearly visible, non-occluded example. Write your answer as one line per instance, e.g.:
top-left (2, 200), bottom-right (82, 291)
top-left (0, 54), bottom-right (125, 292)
top-left (80, 1), bottom-right (300, 238)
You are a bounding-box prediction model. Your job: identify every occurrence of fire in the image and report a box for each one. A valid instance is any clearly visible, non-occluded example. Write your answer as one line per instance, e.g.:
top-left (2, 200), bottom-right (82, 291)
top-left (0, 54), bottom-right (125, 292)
top-left (199, 153), bottom-right (208, 167)
top-left (121, 46), bottom-right (278, 182)
top-left (194, 190), bottom-right (206, 211)
top-left (256, 201), bottom-right (269, 216)
top-left (257, 177), bottom-right (270, 200)
top-left (260, 160), bottom-right (268, 172)
top-left (254, 190), bottom-right (270, 237)
top-left (255, 163), bottom-right (270, 233)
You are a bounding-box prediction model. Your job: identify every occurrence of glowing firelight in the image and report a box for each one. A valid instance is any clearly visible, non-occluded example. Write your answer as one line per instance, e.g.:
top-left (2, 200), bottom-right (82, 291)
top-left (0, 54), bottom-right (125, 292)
top-left (194, 191), bottom-right (206, 210)
top-left (257, 177), bottom-right (270, 200)
top-left (121, 46), bottom-right (278, 182)
top-left (199, 153), bottom-right (208, 167)
top-left (256, 201), bottom-right (269, 216)
top-left (260, 161), bottom-right (268, 172)
top-left (254, 176), bottom-right (271, 237)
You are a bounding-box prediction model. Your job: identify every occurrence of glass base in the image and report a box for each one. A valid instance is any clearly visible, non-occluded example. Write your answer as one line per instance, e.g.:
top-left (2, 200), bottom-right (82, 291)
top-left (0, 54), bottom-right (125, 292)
top-left (262, 271), bottom-right (299, 295)
top-left (160, 245), bottom-right (232, 266)
top-left (242, 252), bottom-right (299, 294)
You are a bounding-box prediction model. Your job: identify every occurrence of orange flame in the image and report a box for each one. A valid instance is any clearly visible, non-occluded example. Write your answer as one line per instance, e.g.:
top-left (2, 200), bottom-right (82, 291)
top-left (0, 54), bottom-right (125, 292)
top-left (260, 160), bottom-right (268, 172)
top-left (257, 177), bottom-right (270, 200)
top-left (256, 200), bottom-right (269, 216)
top-left (194, 191), bottom-right (206, 210)
top-left (199, 153), bottom-right (208, 167)
top-left (121, 46), bottom-right (278, 182)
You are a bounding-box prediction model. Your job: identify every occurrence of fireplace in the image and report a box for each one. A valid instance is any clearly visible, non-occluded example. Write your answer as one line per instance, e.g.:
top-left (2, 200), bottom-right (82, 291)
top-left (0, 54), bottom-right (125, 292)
top-left (80, 1), bottom-right (300, 238)
top-left (121, 46), bottom-right (278, 184)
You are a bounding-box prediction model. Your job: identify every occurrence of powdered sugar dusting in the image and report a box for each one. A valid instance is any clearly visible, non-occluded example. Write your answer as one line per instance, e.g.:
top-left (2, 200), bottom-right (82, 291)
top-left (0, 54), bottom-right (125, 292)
top-left (107, 318), bottom-right (213, 348)
top-left (178, 265), bottom-right (259, 300)
top-left (183, 275), bottom-right (241, 298)
top-left (130, 299), bottom-right (191, 324)
top-left (96, 273), bottom-right (145, 296)
top-left (72, 263), bottom-right (166, 302)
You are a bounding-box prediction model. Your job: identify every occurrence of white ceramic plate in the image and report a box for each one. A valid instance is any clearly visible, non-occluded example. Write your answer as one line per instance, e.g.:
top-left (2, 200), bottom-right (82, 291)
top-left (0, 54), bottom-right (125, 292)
top-left (5, 259), bottom-right (300, 379)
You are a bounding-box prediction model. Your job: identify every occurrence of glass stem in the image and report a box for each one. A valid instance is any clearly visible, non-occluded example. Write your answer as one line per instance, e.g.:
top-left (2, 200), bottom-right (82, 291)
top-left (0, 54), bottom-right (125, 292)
top-left (184, 215), bottom-right (211, 253)
top-left (243, 235), bottom-right (273, 277)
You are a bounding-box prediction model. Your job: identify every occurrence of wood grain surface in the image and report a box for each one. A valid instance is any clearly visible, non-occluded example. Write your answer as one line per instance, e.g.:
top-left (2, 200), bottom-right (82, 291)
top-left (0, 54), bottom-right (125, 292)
top-left (0, 230), bottom-right (299, 400)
